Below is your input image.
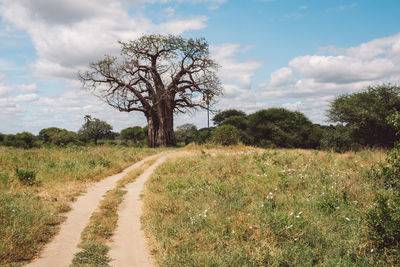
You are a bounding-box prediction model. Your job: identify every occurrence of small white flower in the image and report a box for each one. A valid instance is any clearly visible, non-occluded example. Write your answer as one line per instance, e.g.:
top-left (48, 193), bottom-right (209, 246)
top-left (296, 215), bottom-right (300, 218)
top-left (370, 249), bottom-right (374, 253)
top-left (289, 212), bottom-right (293, 216)
top-left (294, 238), bottom-right (298, 241)
top-left (11, 209), bottom-right (15, 213)
top-left (298, 211), bottom-right (302, 215)
top-left (232, 230), bottom-right (235, 234)
top-left (345, 217), bottom-right (350, 222)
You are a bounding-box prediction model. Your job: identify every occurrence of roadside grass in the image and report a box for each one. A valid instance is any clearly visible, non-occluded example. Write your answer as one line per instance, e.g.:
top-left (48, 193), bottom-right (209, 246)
top-left (71, 159), bottom-right (157, 267)
top-left (0, 146), bottom-right (161, 266)
top-left (142, 148), bottom-right (390, 266)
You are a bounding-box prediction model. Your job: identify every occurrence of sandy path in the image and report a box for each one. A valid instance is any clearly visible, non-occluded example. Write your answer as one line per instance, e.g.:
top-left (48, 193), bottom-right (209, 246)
top-left (27, 153), bottom-right (163, 267)
top-left (108, 152), bottom-right (190, 267)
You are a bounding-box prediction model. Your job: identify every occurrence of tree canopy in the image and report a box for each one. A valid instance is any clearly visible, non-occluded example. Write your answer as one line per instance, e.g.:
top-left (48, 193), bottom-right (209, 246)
top-left (175, 123), bottom-right (198, 145)
top-left (120, 126), bottom-right (146, 143)
top-left (212, 109), bottom-right (246, 126)
top-left (78, 115), bottom-right (113, 144)
top-left (79, 34), bottom-right (222, 147)
top-left (248, 108), bottom-right (317, 148)
top-left (327, 84), bottom-right (400, 147)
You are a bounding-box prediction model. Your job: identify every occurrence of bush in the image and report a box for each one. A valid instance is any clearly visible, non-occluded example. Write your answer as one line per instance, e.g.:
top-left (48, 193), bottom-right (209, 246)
top-left (319, 125), bottom-right (354, 152)
top-left (367, 113), bottom-right (400, 261)
top-left (14, 168), bottom-right (37, 186)
top-left (211, 125), bottom-right (240, 146)
top-left (367, 193), bottom-right (400, 257)
top-left (3, 132), bottom-right (37, 149)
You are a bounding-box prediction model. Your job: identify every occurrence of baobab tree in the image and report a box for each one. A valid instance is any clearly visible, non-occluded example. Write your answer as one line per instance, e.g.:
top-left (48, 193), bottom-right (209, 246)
top-left (79, 35), bottom-right (222, 147)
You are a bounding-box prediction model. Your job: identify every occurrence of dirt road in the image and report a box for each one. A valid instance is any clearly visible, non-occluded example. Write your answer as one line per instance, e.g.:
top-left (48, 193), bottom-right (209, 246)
top-left (107, 153), bottom-right (174, 267)
top-left (27, 153), bottom-right (163, 267)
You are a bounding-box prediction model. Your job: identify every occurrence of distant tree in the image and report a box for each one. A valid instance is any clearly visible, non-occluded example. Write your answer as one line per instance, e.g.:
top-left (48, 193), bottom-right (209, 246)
top-left (319, 124), bottom-right (354, 153)
top-left (3, 132), bottom-right (36, 149)
top-left (120, 126), bottom-right (146, 143)
top-left (220, 115), bottom-right (251, 144)
top-left (78, 115), bottom-right (113, 144)
top-left (39, 127), bottom-right (80, 146)
top-left (212, 109), bottom-right (246, 126)
top-left (0, 133), bottom-right (4, 143)
top-left (175, 124), bottom-right (198, 145)
top-left (196, 127), bottom-right (214, 144)
top-left (212, 125), bottom-right (240, 146)
top-left (247, 108), bottom-right (316, 148)
top-left (79, 34), bottom-right (222, 147)
top-left (328, 84), bottom-right (400, 147)
top-left (39, 127), bottom-right (62, 143)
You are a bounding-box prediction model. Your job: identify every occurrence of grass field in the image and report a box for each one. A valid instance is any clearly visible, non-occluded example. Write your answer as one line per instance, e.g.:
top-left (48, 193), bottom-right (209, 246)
top-left (0, 145), bottom-right (160, 266)
top-left (142, 148), bottom-right (392, 266)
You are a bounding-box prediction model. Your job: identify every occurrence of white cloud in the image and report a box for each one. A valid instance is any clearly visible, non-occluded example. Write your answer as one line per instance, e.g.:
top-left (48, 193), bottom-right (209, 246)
top-left (269, 67), bottom-right (296, 87)
top-left (0, 73), bottom-right (11, 96)
top-left (0, 0), bottom-right (210, 80)
top-left (212, 33), bottom-right (400, 125)
top-left (155, 16), bottom-right (207, 34)
top-left (18, 83), bottom-right (37, 92)
top-left (211, 44), bottom-right (262, 89)
top-left (288, 33), bottom-right (400, 85)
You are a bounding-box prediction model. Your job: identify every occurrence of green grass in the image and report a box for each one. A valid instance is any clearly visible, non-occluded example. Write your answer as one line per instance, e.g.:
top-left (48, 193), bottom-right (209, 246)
top-left (0, 145), bottom-right (161, 266)
top-left (142, 148), bottom-right (391, 266)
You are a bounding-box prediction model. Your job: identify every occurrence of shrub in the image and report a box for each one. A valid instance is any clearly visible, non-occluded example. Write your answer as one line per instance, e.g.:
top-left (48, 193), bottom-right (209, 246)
top-left (367, 193), bottom-right (400, 257)
top-left (3, 132), bottom-right (36, 149)
top-left (320, 124), bottom-right (354, 152)
top-left (381, 143), bottom-right (400, 191)
top-left (367, 112), bottom-right (400, 260)
top-left (211, 125), bottom-right (240, 146)
top-left (14, 168), bottom-right (37, 186)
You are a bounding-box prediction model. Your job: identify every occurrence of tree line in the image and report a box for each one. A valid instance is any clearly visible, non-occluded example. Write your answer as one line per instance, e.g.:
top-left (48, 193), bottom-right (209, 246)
top-left (1, 84), bottom-right (399, 151)
top-left (0, 115), bottom-right (148, 149)
top-left (176, 84), bottom-right (400, 151)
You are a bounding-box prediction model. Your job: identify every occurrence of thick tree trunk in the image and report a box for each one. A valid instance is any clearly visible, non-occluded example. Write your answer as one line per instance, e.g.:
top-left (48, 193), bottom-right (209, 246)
top-left (146, 108), bottom-right (176, 148)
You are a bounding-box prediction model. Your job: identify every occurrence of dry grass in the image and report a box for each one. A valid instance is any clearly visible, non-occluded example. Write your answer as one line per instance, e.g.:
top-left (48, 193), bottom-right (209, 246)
top-left (142, 148), bottom-right (389, 266)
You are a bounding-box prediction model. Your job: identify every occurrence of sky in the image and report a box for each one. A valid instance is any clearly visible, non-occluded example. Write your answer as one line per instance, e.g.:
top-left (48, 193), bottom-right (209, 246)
top-left (0, 0), bottom-right (400, 134)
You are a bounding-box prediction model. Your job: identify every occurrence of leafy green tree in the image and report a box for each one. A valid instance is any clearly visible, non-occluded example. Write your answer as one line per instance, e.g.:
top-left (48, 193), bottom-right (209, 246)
top-left (120, 126), bottom-right (146, 143)
top-left (3, 132), bottom-right (36, 149)
top-left (328, 84), bottom-right (400, 147)
top-left (39, 127), bottom-right (80, 146)
top-left (175, 124), bottom-right (198, 145)
top-left (221, 115), bottom-right (251, 144)
top-left (0, 133), bottom-right (4, 143)
top-left (78, 115), bottom-right (113, 144)
top-left (319, 124), bottom-right (354, 152)
top-left (212, 125), bottom-right (240, 146)
top-left (196, 127), bottom-right (214, 144)
top-left (212, 109), bottom-right (246, 126)
top-left (247, 108), bottom-right (317, 148)
top-left (80, 35), bottom-right (222, 147)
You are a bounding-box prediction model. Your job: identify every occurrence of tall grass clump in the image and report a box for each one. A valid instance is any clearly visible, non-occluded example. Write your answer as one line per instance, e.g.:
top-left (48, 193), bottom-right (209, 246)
top-left (142, 149), bottom-right (389, 266)
top-left (0, 145), bottom-right (160, 265)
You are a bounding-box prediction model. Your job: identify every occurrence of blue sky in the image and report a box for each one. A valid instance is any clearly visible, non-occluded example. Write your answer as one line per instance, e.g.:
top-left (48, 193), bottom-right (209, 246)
top-left (0, 0), bottom-right (400, 134)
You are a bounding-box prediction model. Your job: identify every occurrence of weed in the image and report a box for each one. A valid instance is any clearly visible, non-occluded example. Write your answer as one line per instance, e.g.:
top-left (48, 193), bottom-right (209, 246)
top-left (14, 167), bottom-right (37, 186)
